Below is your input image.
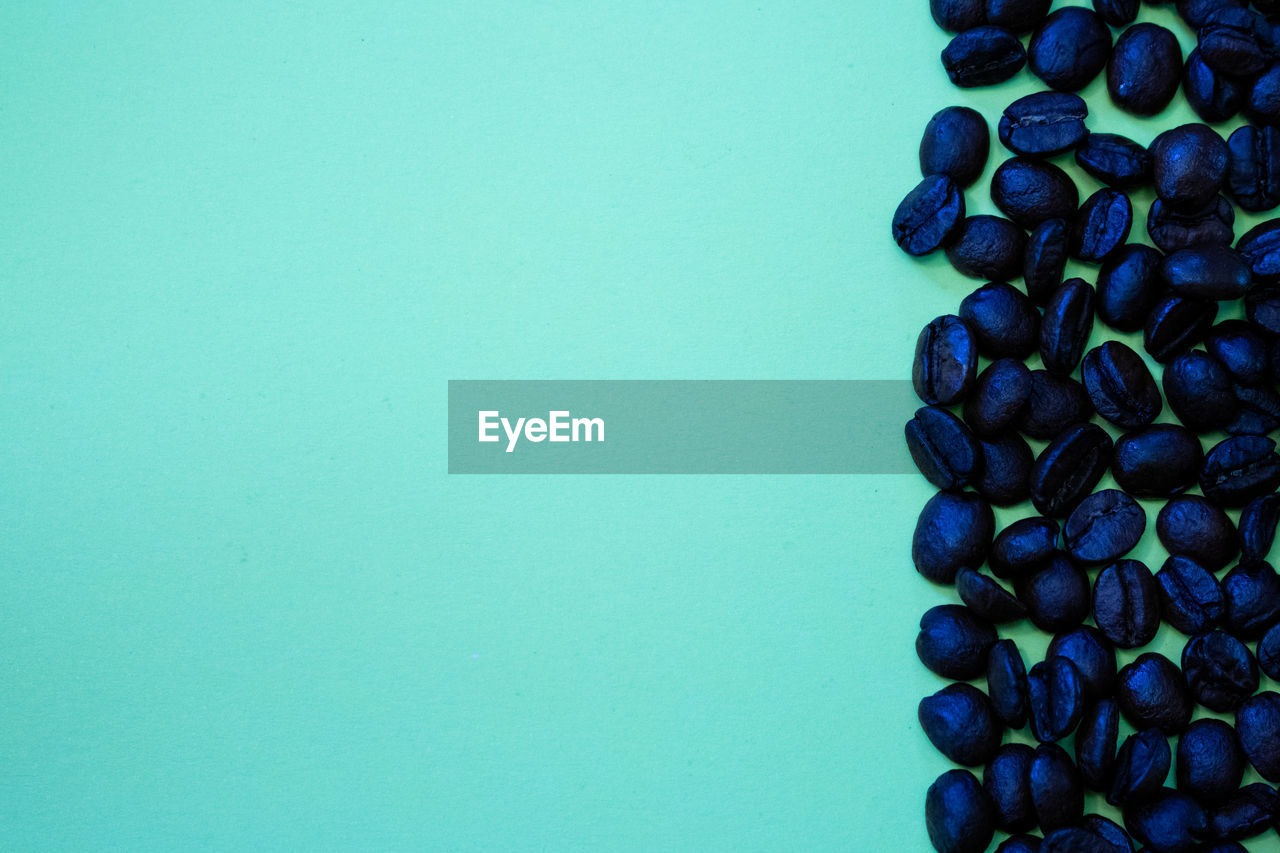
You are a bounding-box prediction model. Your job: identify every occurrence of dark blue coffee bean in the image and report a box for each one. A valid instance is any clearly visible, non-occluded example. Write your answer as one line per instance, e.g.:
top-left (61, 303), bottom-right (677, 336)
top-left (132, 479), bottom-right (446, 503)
top-left (1202, 842), bottom-right (1247, 853)
top-left (1040, 827), bottom-right (1123, 853)
top-left (1065, 489), bottom-right (1146, 565)
top-left (1258, 620), bottom-right (1280, 679)
top-left (1108, 729), bottom-right (1172, 807)
top-left (895, 174), bottom-right (965, 257)
top-left (1028, 8), bottom-right (1113, 92)
top-left (1200, 435), bottom-right (1280, 508)
top-left (1144, 295), bottom-right (1218, 364)
top-left (1082, 342), bottom-right (1162, 429)
top-left (927, 769), bottom-right (996, 853)
top-left (957, 568), bottom-right (1026, 623)
top-left (1235, 691), bottom-right (1280, 781)
top-left (920, 683), bottom-right (1004, 767)
top-left (906, 406), bottom-right (983, 492)
top-left (984, 743), bottom-right (1037, 833)
top-left (1176, 718), bottom-right (1243, 807)
top-left (990, 516), bottom-right (1059, 578)
top-left (1076, 135), bottom-right (1151, 194)
top-left (1162, 351), bottom-right (1238, 433)
top-left (1207, 783), bottom-right (1277, 842)
top-left (1111, 424), bottom-right (1201, 499)
top-left (1028, 656), bottom-right (1084, 743)
top-left (1236, 217), bottom-right (1280, 282)
top-left (1031, 742), bottom-right (1084, 832)
top-left (1226, 125), bottom-right (1280, 214)
top-left (1178, 0), bottom-right (1245, 28)
top-left (1093, 0), bottom-right (1139, 25)
top-left (1075, 698), bottom-right (1119, 792)
top-left (947, 216), bottom-right (1027, 280)
top-left (1076, 815), bottom-right (1134, 853)
top-left (1107, 23), bottom-right (1183, 115)
top-left (1183, 630), bottom-right (1258, 713)
top-left (917, 604), bottom-right (999, 679)
top-left (1073, 189), bottom-right (1131, 263)
top-left (992, 157), bottom-right (1080, 229)
top-left (1245, 62), bottom-right (1280, 125)
top-left (1245, 286), bottom-right (1280, 334)
top-left (943, 26), bottom-right (1028, 87)
top-left (997, 836), bottom-right (1041, 853)
top-left (976, 431), bottom-right (1034, 506)
top-left (1239, 493), bottom-right (1280, 564)
top-left (1024, 218), bottom-right (1068, 304)
top-left (921, 106), bottom-right (991, 188)
top-left (1225, 381), bottom-right (1280, 435)
top-left (999, 92), bottom-right (1089, 158)
top-left (1150, 124), bottom-right (1229, 211)
top-left (1183, 48), bottom-right (1246, 123)
top-left (1204, 320), bottom-right (1270, 385)
top-left (1117, 653), bottom-right (1192, 735)
top-left (1097, 244), bottom-right (1162, 332)
top-left (1030, 423), bottom-right (1113, 518)
top-left (1221, 559), bottom-right (1280, 639)
top-left (960, 282), bottom-right (1040, 359)
top-left (1016, 552), bottom-right (1091, 631)
top-left (913, 491), bottom-right (995, 585)
top-left (986, 0), bottom-right (1051, 34)
top-left (1157, 495), bottom-right (1239, 570)
top-left (988, 638), bottom-right (1030, 727)
top-left (1122, 789), bottom-right (1207, 853)
top-left (1160, 246), bottom-right (1253, 302)
top-left (1199, 6), bottom-right (1273, 77)
top-left (964, 358), bottom-right (1032, 437)
top-left (1156, 555), bottom-right (1224, 636)
top-left (1093, 559), bottom-right (1161, 649)
top-left (1016, 370), bottom-right (1093, 440)
top-left (1148, 195), bottom-right (1234, 254)
top-left (1040, 277), bottom-right (1095, 376)
top-left (1048, 625), bottom-right (1116, 699)
top-left (914, 315), bottom-right (978, 406)
top-left (932, 0), bottom-right (986, 32)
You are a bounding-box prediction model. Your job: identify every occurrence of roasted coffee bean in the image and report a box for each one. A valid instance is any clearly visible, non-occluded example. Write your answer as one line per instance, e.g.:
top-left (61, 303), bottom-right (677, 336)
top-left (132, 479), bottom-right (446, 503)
top-left (1157, 555), bottom-right (1225, 636)
top-left (1093, 559), bottom-right (1161, 649)
top-left (991, 157), bottom-right (1080, 228)
top-left (1236, 217), bottom-right (1280, 282)
top-left (1075, 133), bottom-right (1151, 190)
top-left (913, 490), bottom-right (995, 584)
top-left (921, 106), bottom-right (991, 188)
top-left (1225, 382), bottom-right (1280, 435)
top-left (957, 568), bottom-right (1026, 623)
top-left (1117, 653), bottom-right (1192, 735)
top-left (1072, 189), bottom-right (1131, 263)
top-left (927, 769), bottom-right (996, 853)
top-left (906, 406), bottom-right (983, 491)
top-left (947, 216), bottom-right (1026, 280)
top-left (1107, 23), bottom-right (1183, 115)
top-left (984, 743), bottom-right (1037, 833)
top-left (996, 836), bottom-right (1042, 853)
top-left (943, 26), bottom-right (1028, 87)
top-left (1150, 124), bottom-right (1229, 211)
top-left (1093, 0), bottom-right (1139, 26)
top-left (1031, 743), bottom-right (1084, 832)
top-left (1162, 350), bottom-right (1238, 433)
top-left (920, 683), bottom-right (1004, 766)
top-left (960, 281), bottom-right (1040, 359)
top-left (1097, 244), bottom-right (1162, 331)
top-left (1207, 783), bottom-right (1277, 842)
top-left (1108, 728), bottom-right (1172, 807)
top-left (1041, 279), bottom-right (1095, 375)
top-left (1199, 6), bottom-right (1272, 77)
top-left (1082, 342), bottom-right (1162, 429)
top-left (1024, 218), bottom-right (1069, 304)
top-left (988, 638), bottom-right (1030, 727)
top-left (1111, 424), bottom-right (1202, 499)
top-left (1204, 320), bottom-right (1270, 385)
top-left (1245, 62), bottom-right (1280, 125)
top-left (914, 315), bottom-right (978, 406)
top-left (1239, 493), bottom-right (1280, 564)
top-left (1258, 621), bottom-right (1280, 680)
top-left (1065, 489), bottom-right (1146, 565)
top-left (1220, 560), bottom-right (1280, 639)
top-left (1047, 625), bottom-right (1116, 699)
top-left (895, 174), bottom-right (966, 256)
top-left (1039, 827), bottom-right (1119, 853)
top-left (1176, 718), bottom-right (1243, 807)
top-left (1028, 7), bottom-right (1113, 92)
top-left (1075, 698), bottom-right (1119, 792)
top-left (1202, 842), bottom-right (1248, 853)
top-left (1122, 789), bottom-right (1207, 853)
top-left (1183, 48), bottom-right (1246, 123)
top-left (1147, 195), bottom-right (1234, 254)
top-left (999, 92), bottom-right (1088, 158)
top-left (990, 516), bottom-right (1059, 578)
top-left (917, 604), bottom-right (999, 679)
top-left (1183, 630), bottom-right (1258, 713)
top-left (986, 0), bottom-right (1051, 34)
top-left (1200, 435), bottom-right (1280, 507)
top-left (1075, 815), bottom-right (1133, 853)
top-left (1016, 370), bottom-right (1093, 440)
top-left (1028, 656), bottom-right (1085, 742)
top-left (1030, 422), bottom-right (1112, 517)
top-left (976, 431), bottom-right (1034, 506)
top-left (1226, 125), bottom-right (1280, 213)
top-left (1178, 0), bottom-right (1245, 28)
top-left (1235, 691), bottom-right (1280, 781)
top-left (1160, 246), bottom-right (1252, 301)
top-left (1157, 495), bottom-right (1239, 570)
top-left (1245, 286), bottom-right (1280, 333)
top-left (964, 358), bottom-right (1032, 436)
top-left (1144, 294), bottom-right (1218, 364)
top-left (1016, 552), bottom-right (1091, 631)
top-left (932, 0), bottom-right (986, 32)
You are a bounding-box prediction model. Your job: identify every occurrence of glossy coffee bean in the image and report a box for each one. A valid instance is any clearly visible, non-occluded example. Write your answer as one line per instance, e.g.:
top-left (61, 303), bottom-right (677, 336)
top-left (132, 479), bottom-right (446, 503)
top-left (947, 216), bottom-right (1026, 280)
top-left (913, 491), bottom-right (995, 584)
top-left (1108, 728), bottom-right (1171, 807)
top-left (1150, 124), bottom-right (1229, 211)
top-left (1122, 789), bottom-right (1207, 853)
top-left (906, 406), bottom-right (983, 492)
top-left (914, 315), bottom-right (978, 406)
top-left (1147, 195), bottom-right (1234, 254)
top-left (1177, 0), bottom-right (1245, 28)
top-left (1040, 279), bottom-right (1095, 375)
top-left (1245, 62), bottom-right (1280, 125)
top-left (1117, 653), bottom-right (1192, 735)
top-left (1065, 489), bottom-right (1146, 565)
top-left (1024, 218), bottom-right (1069, 304)
top-left (1031, 743), bottom-right (1084, 832)
top-left (921, 106), bottom-right (991, 188)
top-left (1183, 630), bottom-right (1258, 712)
top-left (1074, 815), bottom-right (1132, 853)
top-left (1226, 381), bottom-right (1280, 435)
top-left (1258, 621), bottom-right (1280, 680)
top-left (1093, 0), bottom-right (1138, 25)
top-left (1200, 435), bottom-right (1280, 508)
top-left (1176, 718), bottom-right (1243, 807)
top-left (1082, 342), bottom-right (1161, 429)
top-left (1162, 350), bottom-right (1238, 432)
top-left (1107, 23), bottom-right (1183, 115)
top-left (1097, 244), bottom-right (1162, 332)
top-left (986, 0), bottom-right (1051, 34)
top-left (984, 743), bottom-right (1037, 833)
top-left (1199, 6), bottom-right (1272, 77)
top-left (931, 0), bottom-right (986, 32)
top-left (991, 157), bottom-right (1080, 229)
top-left (1075, 698), bottom-right (1119, 792)
top-left (927, 769), bottom-right (996, 853)
top-left (1235, 691), bottom-right (1280, 781)
top-left (1075, 133), bottom-right (1150, 190)
top-left (963, 358), bottom-right (1032, 437)
top-left (1093, 559), bottom-right (1160, 649)
top-left (1144, 294), bottom-right (1218, 364)
top-left (1236, 217), bottom-right (1280, 282)
top-left (1016, 552), bottom-right (1091, 631)
top-left (1028, 656), bottom-right (1084, 742)
top-left (1220, 560), bottom-right (1280, 639)
top-left (895, 174), bottom-right (965, 256)
top-left (1072, 189), bottom-right (1131, 263)
top-left (1028, 7), bottom-right (1113, 92)
top-left (990, 516), bottom-right (1059, 578)
top-left (976, 431), bottom-right (1034, 506)
top-left (1160, 246), bottom-right (1252, 301)
top-left (1207, 782), bottom-right (1277, 842)
top-left (1227, 125), bottom-right (1280, 213)
top-left (943, 26), bottom-right (1028, 87)
top-left (1204, 320), bottom-right (1270, 385)
top-left (957, 569), bottom-right (1026, 623)
top-left (1047, 625), bottom-right (1116, 699)
top-left (917, 604), bottom-right (999, 679)
top-left (1015, 370), bottom-right (1093, 440)
top-left (920, 683), bottom-right (1004, 766)
top-left (988, 639), bottom-right (1030, 727)
top-left (1245, 286), bottom-right (1280, 333)
top-left (1184, 48), bottom-right (1246, 123)
top-left (1111, 424), bottom-right (1202, 499)
top-left (1029, 422), bottom-right (1112, 517)
top-left (1239, 493), bottom-right (1280, 564)
top-left (998, 92), bottom-right (1088, 159)
top-left (1157, 555), bottom-right (1225, 636)
top-left (960, 281), bottom-right (1039, 359)
top-left (996, 836), bottom-right (1041, 853)
top-left (1157, 495), bottom-right (1239, 570)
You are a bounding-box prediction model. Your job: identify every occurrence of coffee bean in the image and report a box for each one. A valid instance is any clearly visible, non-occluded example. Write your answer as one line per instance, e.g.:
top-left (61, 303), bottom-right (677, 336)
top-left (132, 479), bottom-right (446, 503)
top-left (991, 157), bottom-right (1080, 228)
top-left (1028, 656), bottom-right (1085, 742)
top-left (1183, 630), bottom-right (1259, 712)
top-left (1176, 718), bottom-right (1243, 807)
top-left (990, 516), bottom-right (1059, 578)
top-left (963, 358), bottom-right (1032, 436)
top-left (960, 281), bottom-right (1040, 359)
top-left (917, 603), bottom-right (999, 679)
top-left (1082, 341), bottom-right (1162, 429)
top-left (996, 836), bottom-right (1041, 853)
top-left (1093, 559), bottom-right (1161, 649)
top-left (1117, 652), bottom-right (1192, 734)
top-left (1065, 489), bottom-right (1146, 565)
top-left (1147, 195), bottom-right (1234, 253)
top-left (1221, 560), bottom-right (1280, 639)
top-left (914, 315), bottom-right (978, 405)
top-left (1162, 350), bottom-right (1238, 433)
top-left (895, 174), bottom-right (966, 256)
top-left (927, 769), bottom-right (996, 853)
top-left (920, 682), bottom-right (1004, 766)
top-left (1030, 422), bottom-right (1112, 517)
top-left (1157, 495), bottom-right (1239, 570)
top-left (1097, 243), bottom-right (1162, 331)
top-left (1160, 245), bottom-right (1253, 301)
top-left (1235, 691), bottom-right (1280, 781)
top-left (1144, 294), bottom-right (1218, 364)
top-left (986, 0), bottom-right (1050, 34)
top-left (1200, 435), bottom-right (1280, 507)
top-left (1030, 742), bottom-right (1084, 832)
top-left (999, 91), bottom-right (1089, 158)
top-left (1040, 825), bottom-right (1126, 853)
top-left (943, 26), bottom-right (1028, 87)
top-left (1093, 0), bottom-right (1139, 26)
top-left (906, 406), bottom-right (984, 491)
top-left (1225, 381), bottom-right (1280, 435)
top-left (1123, 789), bottom-right (1207, 853)
top-left (921, 106), bottom-right (991, 188)
top-left (1075, 133), bottom-right (1151, 190)
top-left (1245, 62), bottom-right (1280, 125)
top-left (1015, 370), bottom-right (1093, 440)
top-left (1047, 625), bottom-right (1116, 699)
top-left (1074, 815), bottom-right (1132, 853)
top-left (1245, 286), bottom-right (1280, 333)
top-left (1024, 218), bottom-right (1069, 304)
top-left (1199, 6), bottom-right (1272, 77)
top-left (1236, 216), bottom-right (1280, 282)
top-left (1040, 279), bottom-right (1095, 376)
top-left (1157, 555), bottom-right (1225, 636)
top-left (1108, 728), bottom-right (1172, 806)
top-left (932, 0), bottom-right (986, 32)
top-left (1072, 189), bottom-right (1131, 263)
top-left (1151, 124), bottom-right (1229, 211)
top-left (1075, 698), bottom-right (1119, 791)
top-left (956, 568), bottom-right (1026, 623)
top-left (983, 743), bottom-right (1037, 833)
top-left (1111, 424), bottom-right (1202, 499)
top-left (1028, 7), bottom-right (1113, 92)
top-left (1204, 320), bottom-right (1271, 385)
top-left (1226, 125), bottom-right (1280, 213)
top-left (1239, 493), bottom-right (1280, 564)
top-left (1184, 47), bottom-right (1246, 123)
top-left (1207, 783), bottom-right (1277, 842)
top-left (975, 431), bottom-right (1034, 506)
top-left (1016, 551), bottom-right (1091, 631)
top-left (988, 638), bottom-right (1030, 727)
top-left (947, 216), bottom-right (1026, 280)
top-left (913, 490), bottom-right (995, 584)
top-left (1107, 23), bottom-right (1183, 115)
top-left (1177, 0), bottom-right (1246, 29)
top-left (1258, 621), bottom-right (1280, 680)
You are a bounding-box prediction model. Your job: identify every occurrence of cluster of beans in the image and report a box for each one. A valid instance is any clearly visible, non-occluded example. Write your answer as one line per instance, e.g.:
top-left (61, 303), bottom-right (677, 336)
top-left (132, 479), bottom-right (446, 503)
top-left (895, 1), bottom-right (1280, 852)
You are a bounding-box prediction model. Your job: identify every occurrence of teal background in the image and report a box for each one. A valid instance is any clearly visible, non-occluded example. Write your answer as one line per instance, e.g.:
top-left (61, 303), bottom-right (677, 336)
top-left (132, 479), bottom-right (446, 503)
top-left (4, 2), bottom-right (1280, 850)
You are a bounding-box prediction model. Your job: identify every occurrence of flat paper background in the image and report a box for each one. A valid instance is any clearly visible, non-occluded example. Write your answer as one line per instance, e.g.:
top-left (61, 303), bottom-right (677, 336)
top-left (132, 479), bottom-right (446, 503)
top-left (5, 2), bottom-right (1279, 850)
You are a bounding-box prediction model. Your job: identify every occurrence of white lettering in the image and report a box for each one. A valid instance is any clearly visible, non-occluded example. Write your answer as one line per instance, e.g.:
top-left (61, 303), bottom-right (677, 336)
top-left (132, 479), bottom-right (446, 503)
top-left (478, 411), bottom-right (500, 442)
top-left (502, 417), bottom-right (526, 453)
top-left (573, 417), bottom-right (604, 442)
top-left (548, 411), bottom-right (571, 442)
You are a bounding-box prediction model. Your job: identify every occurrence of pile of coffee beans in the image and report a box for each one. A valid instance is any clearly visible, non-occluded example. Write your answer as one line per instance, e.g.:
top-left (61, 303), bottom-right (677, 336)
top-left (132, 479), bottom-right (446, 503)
top-left (897, 2), bottom-right (1280, 852)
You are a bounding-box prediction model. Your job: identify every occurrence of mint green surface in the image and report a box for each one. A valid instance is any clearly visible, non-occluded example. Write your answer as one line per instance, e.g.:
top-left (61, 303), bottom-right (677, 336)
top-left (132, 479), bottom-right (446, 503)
top-left (4, 2), bottom-right (1279, 850)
